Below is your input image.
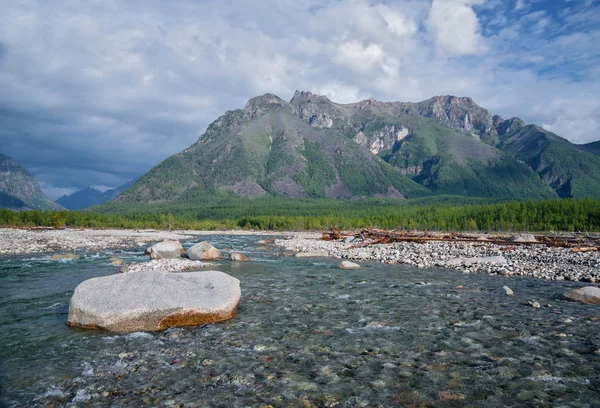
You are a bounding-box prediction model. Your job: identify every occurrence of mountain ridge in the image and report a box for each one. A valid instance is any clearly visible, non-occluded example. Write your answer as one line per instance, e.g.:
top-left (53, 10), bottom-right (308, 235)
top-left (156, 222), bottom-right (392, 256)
top-left (0, 153), bottom-right (64, 211)
top-left (111, 91), bottom-right (600, 204)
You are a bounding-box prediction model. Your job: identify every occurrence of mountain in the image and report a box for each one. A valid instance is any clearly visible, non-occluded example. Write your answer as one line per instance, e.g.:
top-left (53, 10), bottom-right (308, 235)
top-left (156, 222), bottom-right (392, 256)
top-left (56, 179), bottom-right (136, 210)
top-left (115, 91), bottom-right (599, 204)
top-left (497, 126), bottom-right (600, 198)
top-left (0, 153), bottom-right (63, 210)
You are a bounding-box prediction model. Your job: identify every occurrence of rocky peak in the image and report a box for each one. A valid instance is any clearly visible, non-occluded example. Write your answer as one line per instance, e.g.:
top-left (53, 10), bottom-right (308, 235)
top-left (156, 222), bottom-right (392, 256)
top-left (496, 117), bottom-right (525, 137)
top-left (244, 93), bottom-right (293, 119)
top-left (290, 90), bottom-right (342, 128)
top-left (415, 95), bottom-right (495, 138)
top-left (289, 90), bottom-right (332, 105)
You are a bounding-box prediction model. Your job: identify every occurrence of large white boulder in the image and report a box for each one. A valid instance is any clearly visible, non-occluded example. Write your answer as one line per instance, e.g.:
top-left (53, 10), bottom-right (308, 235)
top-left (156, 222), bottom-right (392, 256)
top-left (67, 270), bottom-right (240, 332)
top-left (145, 240), bottom-right (184, 259)
top-left (187, 242), bottom-right (223, 260)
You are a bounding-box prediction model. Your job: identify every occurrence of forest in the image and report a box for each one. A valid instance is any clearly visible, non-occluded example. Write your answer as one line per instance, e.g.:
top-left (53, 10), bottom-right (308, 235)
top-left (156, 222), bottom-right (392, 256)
top-left (1, 196), bottom-right (599, 232)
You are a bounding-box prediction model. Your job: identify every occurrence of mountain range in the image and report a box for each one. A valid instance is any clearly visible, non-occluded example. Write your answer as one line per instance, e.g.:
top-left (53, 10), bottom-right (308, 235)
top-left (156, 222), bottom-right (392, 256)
top-left (56, 180), bottom-right (136, 210)
top-left (114, 91), bottom-right (600, 204)
top-left (0, 153), bottom-right (63, 211)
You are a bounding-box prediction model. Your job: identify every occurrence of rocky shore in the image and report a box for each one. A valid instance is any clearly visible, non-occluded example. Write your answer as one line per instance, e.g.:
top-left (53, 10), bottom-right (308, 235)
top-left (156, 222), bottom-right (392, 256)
top-left (0, 228), bottom-right (285, 256)
top-left (276, 233), bottom-right (600, 283)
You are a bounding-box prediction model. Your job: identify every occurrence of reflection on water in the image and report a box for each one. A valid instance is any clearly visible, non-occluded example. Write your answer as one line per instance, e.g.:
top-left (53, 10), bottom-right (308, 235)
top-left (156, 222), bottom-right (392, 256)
top-left (1, 235), bottom-right (599, 407)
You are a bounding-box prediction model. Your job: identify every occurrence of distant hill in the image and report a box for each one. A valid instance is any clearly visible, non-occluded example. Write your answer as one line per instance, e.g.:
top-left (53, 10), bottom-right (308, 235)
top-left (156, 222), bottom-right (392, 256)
top-left (56, 180), bottom-right (136, 210)
top-left (0, 153), bottom-right (63, 211)
top-left (497, 126), bottom-right (600, 198)
top-left (112, 91), bottom-right (599, 204)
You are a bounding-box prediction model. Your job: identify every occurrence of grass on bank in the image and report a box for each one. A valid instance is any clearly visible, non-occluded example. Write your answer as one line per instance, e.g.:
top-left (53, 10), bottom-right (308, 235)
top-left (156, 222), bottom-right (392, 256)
top-left (1, 196), bottom-right (599, 233)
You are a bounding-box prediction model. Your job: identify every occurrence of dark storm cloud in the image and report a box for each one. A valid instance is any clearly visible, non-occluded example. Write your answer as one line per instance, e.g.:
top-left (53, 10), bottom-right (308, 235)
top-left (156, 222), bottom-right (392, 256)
top-left (0, 0), bottom-right (598, 199)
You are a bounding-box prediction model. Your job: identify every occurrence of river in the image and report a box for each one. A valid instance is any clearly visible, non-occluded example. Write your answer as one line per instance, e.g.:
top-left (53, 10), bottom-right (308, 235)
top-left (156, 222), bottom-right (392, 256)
top-left (1, 234), bottom-right (599, 407)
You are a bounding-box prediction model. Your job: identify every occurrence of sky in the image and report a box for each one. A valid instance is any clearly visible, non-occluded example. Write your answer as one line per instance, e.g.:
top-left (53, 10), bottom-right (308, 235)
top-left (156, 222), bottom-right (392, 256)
top-left (0, 0), bottom-right (598, 200)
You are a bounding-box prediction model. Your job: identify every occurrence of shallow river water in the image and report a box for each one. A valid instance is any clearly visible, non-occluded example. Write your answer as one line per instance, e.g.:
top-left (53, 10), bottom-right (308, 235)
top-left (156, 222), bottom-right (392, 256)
top-left (1, 234), bottom-right (600, 407)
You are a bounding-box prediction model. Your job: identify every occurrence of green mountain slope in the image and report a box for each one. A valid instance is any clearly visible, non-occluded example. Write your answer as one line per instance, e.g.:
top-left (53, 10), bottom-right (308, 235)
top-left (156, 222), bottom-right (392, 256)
top-left (0, 153), bottom-right (63, 210)
top-left (497, 126), bottom-right (600, 199)
top-left (114, 91), bottom-right (599, 205)
top-left (116, 95), bottom-right (429, 203)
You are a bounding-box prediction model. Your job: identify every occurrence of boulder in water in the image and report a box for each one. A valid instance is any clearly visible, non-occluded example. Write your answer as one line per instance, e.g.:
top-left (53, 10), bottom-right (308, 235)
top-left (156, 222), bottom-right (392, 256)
top-left (563, 286), bottom-right (600, 304)
top-left (145, 240), bottom-right (184, 259)
top-left (228, 252), bottom-right (249, 261)
top-left (340, 261), bottom-right (360, 269)
top-left (187, 242), bottom-right (223, 260)
top-left (67, 270), bottom-right (240, 332)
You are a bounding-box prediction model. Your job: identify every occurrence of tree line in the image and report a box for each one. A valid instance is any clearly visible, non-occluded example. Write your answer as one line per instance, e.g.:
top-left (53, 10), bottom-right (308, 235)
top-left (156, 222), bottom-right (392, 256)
top-left (1, 197), bottom-right (599, 232)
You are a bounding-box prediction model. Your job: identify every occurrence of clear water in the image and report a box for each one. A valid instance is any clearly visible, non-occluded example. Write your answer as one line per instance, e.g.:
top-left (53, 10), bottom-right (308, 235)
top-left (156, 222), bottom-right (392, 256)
top-left (1, 234), bottom-right (599, 407)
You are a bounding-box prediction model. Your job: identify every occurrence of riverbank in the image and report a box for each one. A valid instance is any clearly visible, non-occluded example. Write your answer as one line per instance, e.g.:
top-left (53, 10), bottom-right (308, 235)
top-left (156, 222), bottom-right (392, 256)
top-left (276, 233), bottom-right (600, 283)
top-left (0, 227), bottom-right (289, 256)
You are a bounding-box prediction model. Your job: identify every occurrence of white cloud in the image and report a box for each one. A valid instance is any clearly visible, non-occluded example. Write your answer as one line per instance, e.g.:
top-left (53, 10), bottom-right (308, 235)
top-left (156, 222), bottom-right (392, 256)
top-left (0, 0), bottom-right (598, 191)
top-left (427, 0), bottom-right (487, 56)
top-left (515, 0), bottom-right (528, 11)
top-left (538, 95), bottom-right (600, 144)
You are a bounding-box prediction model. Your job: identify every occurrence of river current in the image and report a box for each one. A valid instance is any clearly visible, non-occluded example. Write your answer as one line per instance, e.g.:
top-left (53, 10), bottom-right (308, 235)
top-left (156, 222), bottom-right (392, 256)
top-left (1, 234), bottom-right (599, 407)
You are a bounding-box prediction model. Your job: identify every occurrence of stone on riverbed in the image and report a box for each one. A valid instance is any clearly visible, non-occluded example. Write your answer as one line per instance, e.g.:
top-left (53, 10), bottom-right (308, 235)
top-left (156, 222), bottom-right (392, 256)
top-left (509, 234), bottom-right (537, 243)
top-left (563, 286), bottom-right (600, 305)
top-left (145, 240), bottom-right (184, 260)
top-left (228, 252), bottom-right (249, 261)
top-left (295, 250), bottom-right (329, 258)
top-left (340, 261), bottom-right (360, 269)
top-left (187, 242), bottom-right (223, 260)
top-left (50, 254), bottom-right (79, 261)
top-left (442, 255), bottom-right (506, 267)
top-left (67, 270), bottom-right (240, 332)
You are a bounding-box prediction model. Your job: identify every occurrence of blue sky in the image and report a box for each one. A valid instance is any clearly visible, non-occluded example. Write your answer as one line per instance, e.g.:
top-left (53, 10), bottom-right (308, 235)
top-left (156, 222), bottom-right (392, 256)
top-left (0, 0), bottom-right (598, 199)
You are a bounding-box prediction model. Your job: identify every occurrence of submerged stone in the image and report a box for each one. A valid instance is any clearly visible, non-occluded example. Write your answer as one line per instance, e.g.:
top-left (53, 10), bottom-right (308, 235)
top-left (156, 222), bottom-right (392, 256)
top-left (67, 270), bottom-right (240, 332)
top-left (340, 261), bottom-right (360, 269)
top-left (228, 252), bottom-right (250, 261)
top-left (563, 286), bottom-right (600, 305)
top-left (50, 254), bottom-right (78, 261)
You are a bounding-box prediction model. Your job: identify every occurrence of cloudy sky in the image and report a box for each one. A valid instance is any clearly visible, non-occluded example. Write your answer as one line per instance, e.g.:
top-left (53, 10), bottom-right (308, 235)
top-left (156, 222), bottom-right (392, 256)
top-left (0, 0), bottom-right (598, 199)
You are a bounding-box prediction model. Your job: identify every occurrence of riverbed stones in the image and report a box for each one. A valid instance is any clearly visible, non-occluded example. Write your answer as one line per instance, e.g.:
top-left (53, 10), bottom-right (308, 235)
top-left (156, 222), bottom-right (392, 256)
top-left (295, 250), bottom-right (329, 258)
top-left (145, 240), bottom-right (184, 260)
top-left (186, 242), bottom-right (222, 260)
top-left (442, 255), bottom-right (506, 267)
top-left (67, 270), bottom-right (241, 332)
top-left (340, 261), bottom-right (360, 269)
top-left (563, 286), bottom-right (600, 304)
top-left (228, 252), bottom-right (249, 261)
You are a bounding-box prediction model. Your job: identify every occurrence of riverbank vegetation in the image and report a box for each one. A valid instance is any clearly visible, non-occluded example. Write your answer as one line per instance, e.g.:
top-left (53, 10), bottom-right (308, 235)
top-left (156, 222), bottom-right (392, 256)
top-left (1, 196), bottom-right (599, 232)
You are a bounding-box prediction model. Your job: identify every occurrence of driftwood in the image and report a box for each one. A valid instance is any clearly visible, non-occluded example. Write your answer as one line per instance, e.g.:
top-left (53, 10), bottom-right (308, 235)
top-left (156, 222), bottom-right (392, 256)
top-left (322, 228), bottom-right (600, 249)
top-left (572, 247), bottom-right (598, 253)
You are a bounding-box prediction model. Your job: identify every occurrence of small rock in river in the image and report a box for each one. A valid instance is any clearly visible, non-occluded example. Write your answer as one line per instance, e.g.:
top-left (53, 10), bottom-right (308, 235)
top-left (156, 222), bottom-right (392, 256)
top-left (50, 254), bottom-right (78, 261)
top-left (340, 261), bottom-right (360, 269)
top-left (503, 286), bottom-right (514, 296)
top-left (563, 286), bottom-right (600, 305)
top-left (526, 301), bottom-right (541, 309)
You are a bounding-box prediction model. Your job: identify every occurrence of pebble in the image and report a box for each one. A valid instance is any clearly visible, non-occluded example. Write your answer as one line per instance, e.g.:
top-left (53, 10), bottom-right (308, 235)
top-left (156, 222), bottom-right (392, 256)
top-left (503, 286), bottom-right (514, 296)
